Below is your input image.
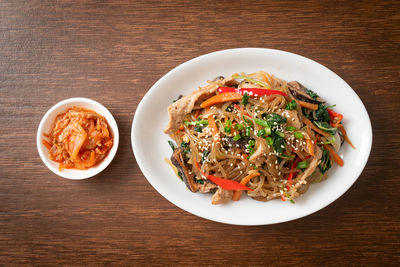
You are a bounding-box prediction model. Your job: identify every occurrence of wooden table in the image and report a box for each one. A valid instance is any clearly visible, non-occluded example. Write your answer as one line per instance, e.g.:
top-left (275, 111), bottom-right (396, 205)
top-left (1, 0), bottom-right (399, 265)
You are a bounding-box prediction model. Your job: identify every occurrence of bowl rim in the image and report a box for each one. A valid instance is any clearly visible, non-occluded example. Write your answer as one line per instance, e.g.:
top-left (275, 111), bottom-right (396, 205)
top-left (36, 97), bottom-right (119, 180)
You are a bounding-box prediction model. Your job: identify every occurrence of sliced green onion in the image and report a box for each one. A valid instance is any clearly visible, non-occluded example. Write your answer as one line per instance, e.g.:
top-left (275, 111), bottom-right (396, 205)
top-left (279, 153), bottom-right (295, 159)
top-left (294, 132), bottom-right (304, 139)
top-left (264, 126), bottom-right (271, 136)
top-left (233, 134), bottom-right (242, 141)
top-left (276, 131), bottom-right (284, 138)
top-left (184, 120), bottom-right (209, 126)
top-left (317, 135), bottom-right (336, 145)
top-left (297, 160), bottom-right (309, 169)
top-left (265, 136), bottom-right (273, 146)
top-left (248, 140), bottom-right (256, 147)
top-left (257, 129), bottom-right (266, 136)
top-left (235, 123), bottom-right (244, 130)
top-left (245, 126), bottom-right (251, 137)
top-left (242, 116), bottom-right (254, 127)
top-left (224, 120), bottom-right (232, 133)
top-left (286, 126), bottom-right (296, 131)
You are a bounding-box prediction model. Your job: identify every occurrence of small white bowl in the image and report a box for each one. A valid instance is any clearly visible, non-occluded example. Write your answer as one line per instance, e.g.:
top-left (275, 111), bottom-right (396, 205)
top-left (37, 97), bottom-right (119, 179)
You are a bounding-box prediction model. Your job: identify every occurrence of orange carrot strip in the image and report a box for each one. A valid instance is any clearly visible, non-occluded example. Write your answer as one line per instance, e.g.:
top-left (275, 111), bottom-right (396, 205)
top-left (232, 172), bottom-right (260, 201)
top-left (297, 100), bottom-right (318, 110)
top-left (323, 144), bottom-right (344, 167)
top-left (306, 138), bottom-right (315, 156)
top-left (200, 92), bottom-right (243, 109)
top-left (207, 114), bottom-right (220, 143)
top-left (232, 190), bottom-right (242, 201)
top-left (337, 124), bottom-right (356, 149)
top-left (302, 117), bottom-right (331, 137)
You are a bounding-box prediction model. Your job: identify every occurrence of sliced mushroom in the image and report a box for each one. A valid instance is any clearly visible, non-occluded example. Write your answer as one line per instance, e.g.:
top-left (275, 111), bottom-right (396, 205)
top-left (170, 148), bottom-right (218, 193)
top-left (288, 81), bottom-right (325, 104)
top-left (224, 137), bottom-right (250, 150)
top-left (170, 148), bottom-right (199, 192)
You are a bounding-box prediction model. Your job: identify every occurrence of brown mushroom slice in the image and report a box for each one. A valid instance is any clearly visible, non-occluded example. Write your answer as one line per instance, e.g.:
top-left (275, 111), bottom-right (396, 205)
top-left (170, 148), bottom-right (199, 192)
top-left (288, 81), bottom-right (325, 104)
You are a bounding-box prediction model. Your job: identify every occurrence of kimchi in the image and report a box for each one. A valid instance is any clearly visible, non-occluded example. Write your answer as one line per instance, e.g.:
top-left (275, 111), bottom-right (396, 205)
top-left (42, 107), bottom-right (113, 170)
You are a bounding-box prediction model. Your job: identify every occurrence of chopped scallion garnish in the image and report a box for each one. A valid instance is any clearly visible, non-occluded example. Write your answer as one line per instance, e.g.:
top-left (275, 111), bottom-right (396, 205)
top-left (297, 160), bottom-right (309, 169)
top-left (294, 132), bottom-right (304, 139)
top-left (233, 134), bottom-right (242, 141)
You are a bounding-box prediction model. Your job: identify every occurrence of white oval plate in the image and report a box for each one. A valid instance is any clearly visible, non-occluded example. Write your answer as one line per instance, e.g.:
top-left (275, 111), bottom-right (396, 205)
top-left (131, 48), bottom-right (372, 225)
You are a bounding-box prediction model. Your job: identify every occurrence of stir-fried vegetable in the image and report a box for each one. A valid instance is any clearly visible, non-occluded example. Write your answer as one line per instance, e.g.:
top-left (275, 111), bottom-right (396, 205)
top-left (323, 144), bottom-right (344, 166)
top-left (327, 108), bottom-right (343, 125)
top-left (218, 87), bottom-right (287, 97)
top-left (195, 161), bottom-right (253, 191)
top-left (285, 100), bottom-right (297, 110)
top-left (297, 160), bottom-right (309, 169)
top-left (232, 75), bottom-right (271, 89)
top-left (200, 92), bottom-right (243, 108)
top-left (337, 124), bottom-right (356, 149)
top-left (314, 121), bottom-right (337, 135)
top-left (302, 117), bottom-right (331, 137)
top-left (184, 119), bottom-right (209, 126)
top-left (232, 172), bottom-right (261, 201)
top-left (319, 148), bottom-right (331, 174)
top-left (297, 100), bottom-right (318, 110)
top-left (207, 114), bottom-right (220, 143)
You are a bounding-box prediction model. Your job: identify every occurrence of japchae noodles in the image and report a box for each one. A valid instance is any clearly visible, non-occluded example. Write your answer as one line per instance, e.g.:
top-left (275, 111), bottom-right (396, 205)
top-left (164, 71), bottom-right (354, 204)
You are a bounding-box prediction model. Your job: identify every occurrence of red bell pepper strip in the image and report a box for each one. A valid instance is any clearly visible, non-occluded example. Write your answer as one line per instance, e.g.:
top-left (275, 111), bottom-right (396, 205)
top-left (286, 156), bottom-right (301, 190)
top-left (195, 161), bottom-right (253, 191)
top-left (218, 87), bottom-right (287, 97)
top-left (327, 109), bottom-right (343, 125)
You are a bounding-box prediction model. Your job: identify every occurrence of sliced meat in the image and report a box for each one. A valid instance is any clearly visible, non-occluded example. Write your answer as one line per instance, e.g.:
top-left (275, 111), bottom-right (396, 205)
top-left (296, 145), bottom-right (323, 184)
top-left (277, 109), bottom-right (302, 129)
top-left (288, 81), bottom-right (325, 104)
top-left (211, 188), bottom-right (233, 205)
top-left (170, 148), bottom-right (199, 192)
top-left (164, 76), bottom-right (238, 135)
top-left (249, 138), bottom-right (267, 166)
top-left (198, 180), bottom-right (218, 193)
top-left (164, 85), bottom-right (218, 134)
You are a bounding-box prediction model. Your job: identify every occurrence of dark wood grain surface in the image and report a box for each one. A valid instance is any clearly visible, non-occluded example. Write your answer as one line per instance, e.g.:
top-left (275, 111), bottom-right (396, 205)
top-left (1, 0), bottom-right (399, 265)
